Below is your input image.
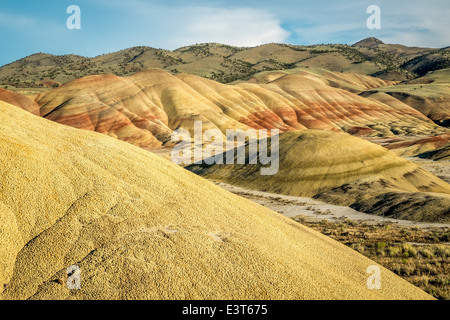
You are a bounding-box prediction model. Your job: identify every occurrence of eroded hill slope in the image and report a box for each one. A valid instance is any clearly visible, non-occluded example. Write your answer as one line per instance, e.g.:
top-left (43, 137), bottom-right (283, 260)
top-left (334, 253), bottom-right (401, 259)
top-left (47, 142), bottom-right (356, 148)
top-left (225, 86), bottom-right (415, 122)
top-left (0, 101), bottom-right (433, 300)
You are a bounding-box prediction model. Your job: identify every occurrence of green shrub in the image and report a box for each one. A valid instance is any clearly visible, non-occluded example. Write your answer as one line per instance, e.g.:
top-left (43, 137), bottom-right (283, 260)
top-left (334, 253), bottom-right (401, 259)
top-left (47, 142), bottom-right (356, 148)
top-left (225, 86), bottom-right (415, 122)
top-left (419, 248), bottom-right (435, 259)
top-left (402, 243), bottom-right (417, 257)
top-left (387, 246), bottom-right (401, 257)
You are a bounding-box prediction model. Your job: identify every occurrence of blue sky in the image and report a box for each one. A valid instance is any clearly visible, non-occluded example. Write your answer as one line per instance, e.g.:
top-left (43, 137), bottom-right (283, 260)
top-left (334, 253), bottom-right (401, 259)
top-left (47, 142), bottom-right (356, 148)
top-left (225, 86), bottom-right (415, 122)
top-left (0, 0), bottom-right (449, 66)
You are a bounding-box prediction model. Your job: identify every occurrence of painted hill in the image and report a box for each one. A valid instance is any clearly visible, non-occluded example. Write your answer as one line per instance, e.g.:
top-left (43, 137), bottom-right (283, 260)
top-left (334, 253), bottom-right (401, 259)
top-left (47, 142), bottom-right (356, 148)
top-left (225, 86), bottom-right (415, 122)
top-left (0, 88), bottom-right (40, 115)
top-left (187, 130), bottom-right (450, 223)
top-left (1, 39), bottom-right (449, 88)
top-left (5, 69), bottom-right (444, 151)
top-left (0, 101), bottom-right (432, 300)
top-left (361, 68), bottom-right (450, 126)
top-left (383, 133), bottom-right (450, 157)
top-left (362, 85), bottom-right (450, 126)
top-left (417, 143), bottom-right (450, 161)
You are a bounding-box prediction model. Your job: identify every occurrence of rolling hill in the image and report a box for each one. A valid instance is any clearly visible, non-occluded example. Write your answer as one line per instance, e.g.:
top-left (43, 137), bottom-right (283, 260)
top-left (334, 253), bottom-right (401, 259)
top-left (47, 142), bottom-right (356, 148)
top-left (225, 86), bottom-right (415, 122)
top-left (187, 130), bottom-right (450, 223)
top-left (361, 68), bottom-right (450, 126)
top-left (0, 88), bottom-right (40, 115)
top-left (2, 38), bottom-right (449, 89)
top-left (3, 68), bottom-right (445, 152)
top-left (0, 100), bottom-right (433, 300)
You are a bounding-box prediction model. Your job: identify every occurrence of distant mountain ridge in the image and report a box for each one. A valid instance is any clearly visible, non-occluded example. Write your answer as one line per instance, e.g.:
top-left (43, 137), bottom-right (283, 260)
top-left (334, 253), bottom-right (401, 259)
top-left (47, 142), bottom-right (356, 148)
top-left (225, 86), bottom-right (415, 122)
top-left (2, 38), bottom-right (450, 88)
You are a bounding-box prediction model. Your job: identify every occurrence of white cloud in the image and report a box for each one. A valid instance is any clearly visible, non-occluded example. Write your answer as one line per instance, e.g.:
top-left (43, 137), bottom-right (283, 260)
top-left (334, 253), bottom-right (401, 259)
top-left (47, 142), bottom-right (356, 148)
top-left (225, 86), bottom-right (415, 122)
top-left (170, 7), bottom-right (290, 47)
top-left (379, 2), bottom-right (450, 48)
top-left (95, 1), bottom-right (289, 49)
top-left (95, 0), bottom-right (449, 49)
top-left (274, 0), bottom-right (448, 48)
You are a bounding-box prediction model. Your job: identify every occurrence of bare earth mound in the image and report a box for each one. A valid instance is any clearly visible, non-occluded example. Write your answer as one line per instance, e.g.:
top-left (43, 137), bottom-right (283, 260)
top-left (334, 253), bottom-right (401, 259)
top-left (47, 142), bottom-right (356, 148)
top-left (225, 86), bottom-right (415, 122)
top-left (187, 130), bottom-right (450, 223)
top-left (0, 101), bottom-right (432, 300)
top-left (382, 133), bottom-right (450, 158)
top-left (5, 69), bottom-right (444, 152)
top-left (361, 68), bottom-right (450, 126)
top-left (417, 143), bottom-right (450, 161)
top-left (0, 88), bottom-right (40, 115)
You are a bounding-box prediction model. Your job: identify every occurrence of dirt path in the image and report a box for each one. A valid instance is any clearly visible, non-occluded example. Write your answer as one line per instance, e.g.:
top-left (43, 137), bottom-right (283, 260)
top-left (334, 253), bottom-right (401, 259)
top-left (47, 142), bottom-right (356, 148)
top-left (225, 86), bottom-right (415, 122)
top-left (213, 181), bottom-right (450, 229)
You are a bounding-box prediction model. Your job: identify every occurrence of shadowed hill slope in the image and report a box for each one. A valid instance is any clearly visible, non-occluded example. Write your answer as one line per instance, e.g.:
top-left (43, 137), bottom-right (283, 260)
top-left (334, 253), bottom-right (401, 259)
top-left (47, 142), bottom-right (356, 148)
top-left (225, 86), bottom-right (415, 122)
top-left (417, 143), bottom-right (450, 161)
top-left (0, 101), bottom-right (433, 300)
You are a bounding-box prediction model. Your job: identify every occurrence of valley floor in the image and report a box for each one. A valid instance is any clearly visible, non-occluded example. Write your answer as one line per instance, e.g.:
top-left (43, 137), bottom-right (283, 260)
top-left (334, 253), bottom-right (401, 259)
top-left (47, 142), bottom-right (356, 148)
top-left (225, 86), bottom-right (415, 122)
top-left (213, 181), bottom-right (450, 229)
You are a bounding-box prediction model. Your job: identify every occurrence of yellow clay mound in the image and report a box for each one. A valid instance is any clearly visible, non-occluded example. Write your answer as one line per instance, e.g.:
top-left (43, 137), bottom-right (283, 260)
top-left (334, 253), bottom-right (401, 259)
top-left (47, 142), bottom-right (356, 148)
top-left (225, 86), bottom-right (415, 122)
top-left (0, 102), bottom-right (433, 300)
top-left (187, 130), bottom-right (450, 199)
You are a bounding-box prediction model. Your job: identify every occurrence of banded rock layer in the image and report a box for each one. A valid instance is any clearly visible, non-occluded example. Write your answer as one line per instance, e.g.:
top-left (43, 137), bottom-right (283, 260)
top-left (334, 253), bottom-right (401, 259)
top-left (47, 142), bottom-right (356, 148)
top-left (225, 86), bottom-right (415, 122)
top-left (187, 130), bottom-right (450, 222)
top-left (0, 88), bottom-right (40, 115)
top-left (0, 101), bottom-right (433, 300)
top-left (9, 69), bottom-right (444, 150)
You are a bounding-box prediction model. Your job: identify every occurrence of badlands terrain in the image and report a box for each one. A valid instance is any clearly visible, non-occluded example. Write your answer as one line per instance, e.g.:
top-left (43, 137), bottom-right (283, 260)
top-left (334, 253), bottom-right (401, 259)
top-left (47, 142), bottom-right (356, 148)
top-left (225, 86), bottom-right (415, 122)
top-left (0, 100), bottom-right (432, 300)
top-left (187, 130), bottom-right (450, 223)
top-left (0, 38), bottom-right (449, 299)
